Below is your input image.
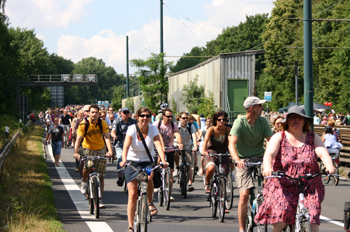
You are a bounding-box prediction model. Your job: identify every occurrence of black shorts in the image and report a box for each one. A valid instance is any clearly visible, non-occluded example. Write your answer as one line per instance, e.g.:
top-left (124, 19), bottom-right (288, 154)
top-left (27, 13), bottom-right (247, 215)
top-left (165, 151), bottom-right (175, 170)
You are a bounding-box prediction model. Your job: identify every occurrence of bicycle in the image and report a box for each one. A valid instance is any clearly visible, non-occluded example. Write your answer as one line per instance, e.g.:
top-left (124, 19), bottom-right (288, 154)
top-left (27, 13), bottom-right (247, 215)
top-left (208, 153), bottom-right (231, 222)
top-left (124, 162), bottom-right (163, 232)
top-left (266, 171), bottom-right (340, 232)
top-left (158, 147), bottom-right (172, 210)
top-left (242, 161), bottom-right (268, 232)
top-left (319, 148), bottom-right (340, 186)
top-left (81, 155), bottom-right (108, 219)
top-left (177, 148), bottom-right (190, 198)
top-left (226, 161), bottom-right (235, 210)
top-left (63, 125), bottom-right (70, 148)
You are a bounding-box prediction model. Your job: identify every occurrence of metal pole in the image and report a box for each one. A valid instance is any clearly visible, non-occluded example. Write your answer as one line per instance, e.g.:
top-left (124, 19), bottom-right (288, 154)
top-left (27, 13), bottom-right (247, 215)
top-left (160, 0), bottom-right (164, 55)
top-left (295, 60), bottom-right (299, 106)
top-left (126, 36), bottom-right (129, 98)
top-left (304, 0), bottom-right (313, 126)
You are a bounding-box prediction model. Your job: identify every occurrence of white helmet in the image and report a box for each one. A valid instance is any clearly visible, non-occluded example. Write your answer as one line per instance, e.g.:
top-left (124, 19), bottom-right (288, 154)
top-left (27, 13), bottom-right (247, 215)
top-left (160, 103), bottom-right (168, 110)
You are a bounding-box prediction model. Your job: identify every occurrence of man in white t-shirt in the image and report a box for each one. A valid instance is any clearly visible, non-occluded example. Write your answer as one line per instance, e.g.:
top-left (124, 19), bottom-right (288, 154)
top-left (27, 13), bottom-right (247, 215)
top-left (178, 112), bottom-right (198, 192)
top-left (153, 108), bottom-right (183, 201)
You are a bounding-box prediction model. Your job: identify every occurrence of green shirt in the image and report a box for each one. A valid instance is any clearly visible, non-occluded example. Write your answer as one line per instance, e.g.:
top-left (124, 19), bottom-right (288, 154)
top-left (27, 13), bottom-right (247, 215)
top-left (230, 116), bottom-right (273, 159)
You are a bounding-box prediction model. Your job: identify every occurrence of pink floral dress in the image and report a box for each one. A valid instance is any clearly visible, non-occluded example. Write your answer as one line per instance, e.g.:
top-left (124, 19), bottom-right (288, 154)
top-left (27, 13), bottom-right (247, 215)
top-left (254, 131), bottom-right (325, 225)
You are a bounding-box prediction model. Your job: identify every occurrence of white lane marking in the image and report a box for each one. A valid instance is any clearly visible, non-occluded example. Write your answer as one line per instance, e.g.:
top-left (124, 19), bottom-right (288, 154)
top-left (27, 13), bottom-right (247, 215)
top-left (47, 144), bottom-right (113, 232)
top-left (320, 215), bottom-right (344, 228)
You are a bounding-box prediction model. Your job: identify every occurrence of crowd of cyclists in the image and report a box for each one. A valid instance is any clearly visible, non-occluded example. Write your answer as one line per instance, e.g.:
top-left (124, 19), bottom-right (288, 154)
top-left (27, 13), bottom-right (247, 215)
top-left (39, 97), bottom-right (340, 232)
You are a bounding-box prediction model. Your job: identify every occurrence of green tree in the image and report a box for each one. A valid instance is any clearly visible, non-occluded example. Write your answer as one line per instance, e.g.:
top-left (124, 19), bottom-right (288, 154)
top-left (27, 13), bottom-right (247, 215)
top-left (125, 97), bottom-right (134, 112)
top-left (180, 76), bottom-right (205, 112)
top-left (170, 46), bottom-right (205, 73)
top-left (130, 53), bottom-right (172, 112)
top-left (111, 85), bottom-right (124, 110)
top-left (198, 91), bottom-right (219, 117)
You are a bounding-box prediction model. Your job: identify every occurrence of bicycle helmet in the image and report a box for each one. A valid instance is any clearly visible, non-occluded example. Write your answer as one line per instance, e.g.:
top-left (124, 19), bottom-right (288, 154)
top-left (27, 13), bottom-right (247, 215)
top-left (324, 126), bottom-right (333, 134)
top-left (160, 103), bottom-right (168, 110)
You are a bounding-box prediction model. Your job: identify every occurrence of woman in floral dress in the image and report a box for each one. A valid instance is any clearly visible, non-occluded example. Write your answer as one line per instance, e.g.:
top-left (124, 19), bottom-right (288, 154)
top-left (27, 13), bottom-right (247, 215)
top-left (255, 106), bottom-right (335, 232)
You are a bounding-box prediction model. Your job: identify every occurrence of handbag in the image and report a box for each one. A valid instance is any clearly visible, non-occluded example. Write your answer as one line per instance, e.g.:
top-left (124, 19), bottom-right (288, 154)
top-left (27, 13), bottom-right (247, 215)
top-left (135, 124), bottom-right (162, 188)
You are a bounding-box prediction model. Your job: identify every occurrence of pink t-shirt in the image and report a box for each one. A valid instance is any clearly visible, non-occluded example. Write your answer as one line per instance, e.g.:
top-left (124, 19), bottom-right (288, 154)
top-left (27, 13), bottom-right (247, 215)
top-left (153, 120), bottom-right (179, 152)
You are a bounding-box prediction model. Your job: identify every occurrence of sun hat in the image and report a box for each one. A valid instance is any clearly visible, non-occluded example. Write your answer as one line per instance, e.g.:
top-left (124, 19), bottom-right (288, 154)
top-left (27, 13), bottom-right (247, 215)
top-left (280, 105), bottom-right (312, 123)
top-left (243, 96), bottom-right (266, 109)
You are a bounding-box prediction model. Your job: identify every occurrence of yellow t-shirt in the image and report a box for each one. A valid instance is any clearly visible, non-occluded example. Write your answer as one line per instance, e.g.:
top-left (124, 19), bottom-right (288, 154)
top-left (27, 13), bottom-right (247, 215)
top-left (77, 119), bottom-right (109, 150)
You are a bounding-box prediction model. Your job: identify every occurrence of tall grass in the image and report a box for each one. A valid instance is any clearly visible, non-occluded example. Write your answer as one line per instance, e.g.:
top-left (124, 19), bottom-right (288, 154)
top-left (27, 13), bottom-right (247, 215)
top-left (0, 114), bottom-right (22, 150)
top-left (0, 125), bottom-right (64, 231)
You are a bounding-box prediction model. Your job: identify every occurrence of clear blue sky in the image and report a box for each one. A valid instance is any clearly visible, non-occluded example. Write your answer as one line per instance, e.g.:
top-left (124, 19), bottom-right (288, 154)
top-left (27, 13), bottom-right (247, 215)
top-left (6, 0), bottom-right (275, 75)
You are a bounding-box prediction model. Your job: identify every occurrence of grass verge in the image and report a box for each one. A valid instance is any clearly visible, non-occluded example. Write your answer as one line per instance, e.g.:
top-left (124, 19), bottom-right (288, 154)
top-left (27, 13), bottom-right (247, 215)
top-left (0, 125), bottom-right (64, 232)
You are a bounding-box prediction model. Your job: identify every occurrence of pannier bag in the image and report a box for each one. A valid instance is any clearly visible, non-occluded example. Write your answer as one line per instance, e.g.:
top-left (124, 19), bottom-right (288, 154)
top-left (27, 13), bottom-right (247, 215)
top-left (345, 202), bottom-right (350, 231)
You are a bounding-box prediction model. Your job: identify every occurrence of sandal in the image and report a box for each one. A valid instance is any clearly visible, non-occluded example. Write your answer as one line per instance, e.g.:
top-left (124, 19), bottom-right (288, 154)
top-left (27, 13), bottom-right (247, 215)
top-left (148, 202), bottom-right (158, 216)
top-left (205, 183), bottom-right (211, 193)
top-left (126, 227), bottom-right (134, 232)
top-left (225, 209), bottom-right (230, 214)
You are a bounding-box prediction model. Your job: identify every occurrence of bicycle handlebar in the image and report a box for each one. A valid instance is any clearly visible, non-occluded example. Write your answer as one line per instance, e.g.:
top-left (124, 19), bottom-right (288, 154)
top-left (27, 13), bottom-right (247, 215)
top-left (81, 156), bottom-right (109, 161)
top-left (265, 171), bottom-right (340, 180)
top-left (234, 161), bottom-right (263, 167)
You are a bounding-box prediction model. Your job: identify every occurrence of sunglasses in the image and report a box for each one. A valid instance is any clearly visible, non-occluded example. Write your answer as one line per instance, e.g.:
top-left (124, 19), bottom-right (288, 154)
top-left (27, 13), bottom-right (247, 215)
top-left (165, 115), bottom-right (173, 118)
top-left (123, 111), bottom-right (130, 114)
top-left (217, 119), bottom-right (225, 122)
top-left (181, 117), bottom-right (188, 120)
top-left (139, 114), bottom-right (151, 118)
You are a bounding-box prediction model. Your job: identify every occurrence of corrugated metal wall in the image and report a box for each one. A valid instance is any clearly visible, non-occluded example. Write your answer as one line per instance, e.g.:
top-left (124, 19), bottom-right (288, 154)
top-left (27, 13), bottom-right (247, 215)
top-left (168, 50), bottom-right (263, 113)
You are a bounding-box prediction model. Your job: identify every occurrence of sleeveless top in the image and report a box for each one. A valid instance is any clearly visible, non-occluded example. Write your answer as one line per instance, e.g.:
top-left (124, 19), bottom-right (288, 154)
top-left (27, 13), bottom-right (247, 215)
top-left (207, 126), bottom-right (229, 154)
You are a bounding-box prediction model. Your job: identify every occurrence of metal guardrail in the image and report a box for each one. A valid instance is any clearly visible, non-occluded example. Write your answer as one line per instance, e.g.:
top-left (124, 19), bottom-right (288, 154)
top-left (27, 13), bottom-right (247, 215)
top-left (0, 121), bottom-right (31, 170)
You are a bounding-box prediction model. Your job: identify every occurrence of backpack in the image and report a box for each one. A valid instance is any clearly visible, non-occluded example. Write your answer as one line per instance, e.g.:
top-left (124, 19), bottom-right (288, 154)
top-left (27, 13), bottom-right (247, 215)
top-left (158, 120), bottom-right (174, 132)
top-left (344, 202), bottom-right (350, 231)
top-left (80, 117), bottom-right (105, 145)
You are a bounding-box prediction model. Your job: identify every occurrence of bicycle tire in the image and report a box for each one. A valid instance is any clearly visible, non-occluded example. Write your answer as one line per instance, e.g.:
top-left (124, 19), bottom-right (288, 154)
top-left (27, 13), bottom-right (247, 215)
top-left (226, 172), bottom-right (234, 210)
top-left (300, 220), bottom-right (311, 232)
top-left (245, 195), bottom-right (253, 232)
top-left (319, 163), bottom-right (330, 184)
top-left (333, 165), bottom-right (339, 186)
top-left (256, 195), bottom-right (267, 232)
top-left (140, 193), bottom-right (148, 232)
top-left (218, 177), bottom-right (226, 222)
top-left (92, 177), bottom-right (100, 219)
top-left (210, 182), bottom-right (217, 218)
top-left (89, 192), bottom-right (94, 215)
top-left (158, 187), bottom-right (163, 207)
top-left (182, 166), bottom-right (188, 198)
top-left (164, 170), bottom-right (171, 210)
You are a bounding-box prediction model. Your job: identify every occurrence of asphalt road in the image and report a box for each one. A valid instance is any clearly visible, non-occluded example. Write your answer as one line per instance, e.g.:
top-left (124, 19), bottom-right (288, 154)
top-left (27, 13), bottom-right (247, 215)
top-left (43, 136), bottom-right (349, 232)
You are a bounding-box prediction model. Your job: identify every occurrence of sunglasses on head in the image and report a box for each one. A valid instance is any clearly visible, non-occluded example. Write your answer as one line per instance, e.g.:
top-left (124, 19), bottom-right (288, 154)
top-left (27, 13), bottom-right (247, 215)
top-left (139, 114), bottom-right (151, 118)
top-left (165, 115), bottom-right (173, 118)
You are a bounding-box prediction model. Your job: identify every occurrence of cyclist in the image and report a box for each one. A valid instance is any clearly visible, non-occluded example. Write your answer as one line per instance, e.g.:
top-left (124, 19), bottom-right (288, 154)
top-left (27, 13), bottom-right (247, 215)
top-left (45, 117), bottom-right (65, 166)
top-left (201, 111), bottom-right (231, 197)
top-left (59, 109), bottom-right (72, 147)
top-left (153, 108), bottom-right (183, 201)
top-left (74, 104), bottom-right (113, 209)
top-left (111, 107), bottom-right (137, 187)
top-left (119, 107), bottom-right (168, 232)
top-left (228, 96), bottom-right (273, 232)
top-left (71, 109), bottom-right (84, 172)
top-left (178, 112), bottom-right (198, 192)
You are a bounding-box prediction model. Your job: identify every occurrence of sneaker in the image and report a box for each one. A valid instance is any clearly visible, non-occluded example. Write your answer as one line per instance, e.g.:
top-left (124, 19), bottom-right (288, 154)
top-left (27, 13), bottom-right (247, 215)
top-left (170, 196), bottom-right (174, 201)
top-left (174, 167), bottom-right (180, 177)
top-left (194, 166), bottom-right (199, 172)
top-left (116, 178), bottom-right (123, 187)
top-left (188, 185), bottom-right (194, 192)
top-left (75, 167), bottom-right (80, 172)
top-left (154, 188), bottom-right (159, 193)
top-left (80, 182), bottom-right (88, 195)
top-left (99, 200), bottom-right (105, 209)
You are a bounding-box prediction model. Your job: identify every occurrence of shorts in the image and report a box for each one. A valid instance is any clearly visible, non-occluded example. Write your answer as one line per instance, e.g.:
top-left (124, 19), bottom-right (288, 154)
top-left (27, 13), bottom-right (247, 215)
top-left (124, 162), bottom-right (153, 184)
top-left (165, 151), bottom-right (175, 170)
top-left (235, 156), bottom-right (263, 192)
top-left (182, 149), bottom-right (194, 168)
top-left (203, 155), bottom-right (231, 175)
top-left (82, 146), bottom-right (107, 179)
top-left (52, 140), bottom-right (62, 155)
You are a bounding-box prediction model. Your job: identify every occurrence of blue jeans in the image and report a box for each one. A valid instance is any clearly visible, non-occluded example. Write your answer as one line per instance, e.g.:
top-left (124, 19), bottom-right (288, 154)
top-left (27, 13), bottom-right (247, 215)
top-left (52, 140), bottom-right (62, 155)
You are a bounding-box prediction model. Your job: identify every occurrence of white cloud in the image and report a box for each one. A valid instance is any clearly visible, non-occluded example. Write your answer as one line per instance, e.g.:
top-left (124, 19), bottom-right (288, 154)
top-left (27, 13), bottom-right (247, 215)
top-left (6, 0), bottom-right (93, 28)
top-left (35, 33), bottom-right (46, 42)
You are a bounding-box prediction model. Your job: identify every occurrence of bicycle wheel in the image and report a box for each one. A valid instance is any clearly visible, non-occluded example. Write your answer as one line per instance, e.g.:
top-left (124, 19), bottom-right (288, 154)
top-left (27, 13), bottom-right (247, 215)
top-left (158, 186), bottom-right (163, 207)
top-left (300, 220), bottom-right (311, 232)
top-left (245, 195), bottom-right (253, 232)
top-left (333, 164), bottom-right (339, 186)
top-left (226, 172), bottom-right (234, 210)
top-left (319, 163), bottom-right (330, 184)
top-left (182, 166), bottom-right (188, 198)
top-left (64, 135), bottom-right (67, 148)
top-left (88, 187), bottom-right (94, 215)
top-left (218, 177), bottom-right (226, 222)
top-left (210, 182), bottom-right (217, 218)
top-left (140, 193), bottom-right (148, 232)
top-left (92, 177), bottom-right (100, 219)
top-left (163, 170), bottom-right (171, 210)
top-left (256, 195), bottom-right (267, 232)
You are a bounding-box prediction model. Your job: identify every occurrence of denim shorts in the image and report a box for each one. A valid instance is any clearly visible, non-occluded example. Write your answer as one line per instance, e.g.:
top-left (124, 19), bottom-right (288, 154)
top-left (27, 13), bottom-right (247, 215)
top-left (124, 162), bottom-right (153, 184)
top-left (51, 141), bottom-right (62, 155)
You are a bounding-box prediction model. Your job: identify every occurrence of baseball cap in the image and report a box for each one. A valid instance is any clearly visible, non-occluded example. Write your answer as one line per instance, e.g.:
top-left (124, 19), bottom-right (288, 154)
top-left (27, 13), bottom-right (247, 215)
top-left (122, 107), bottom-right (130, 112)
top-left (243, 96), bottom-right (266, 109)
